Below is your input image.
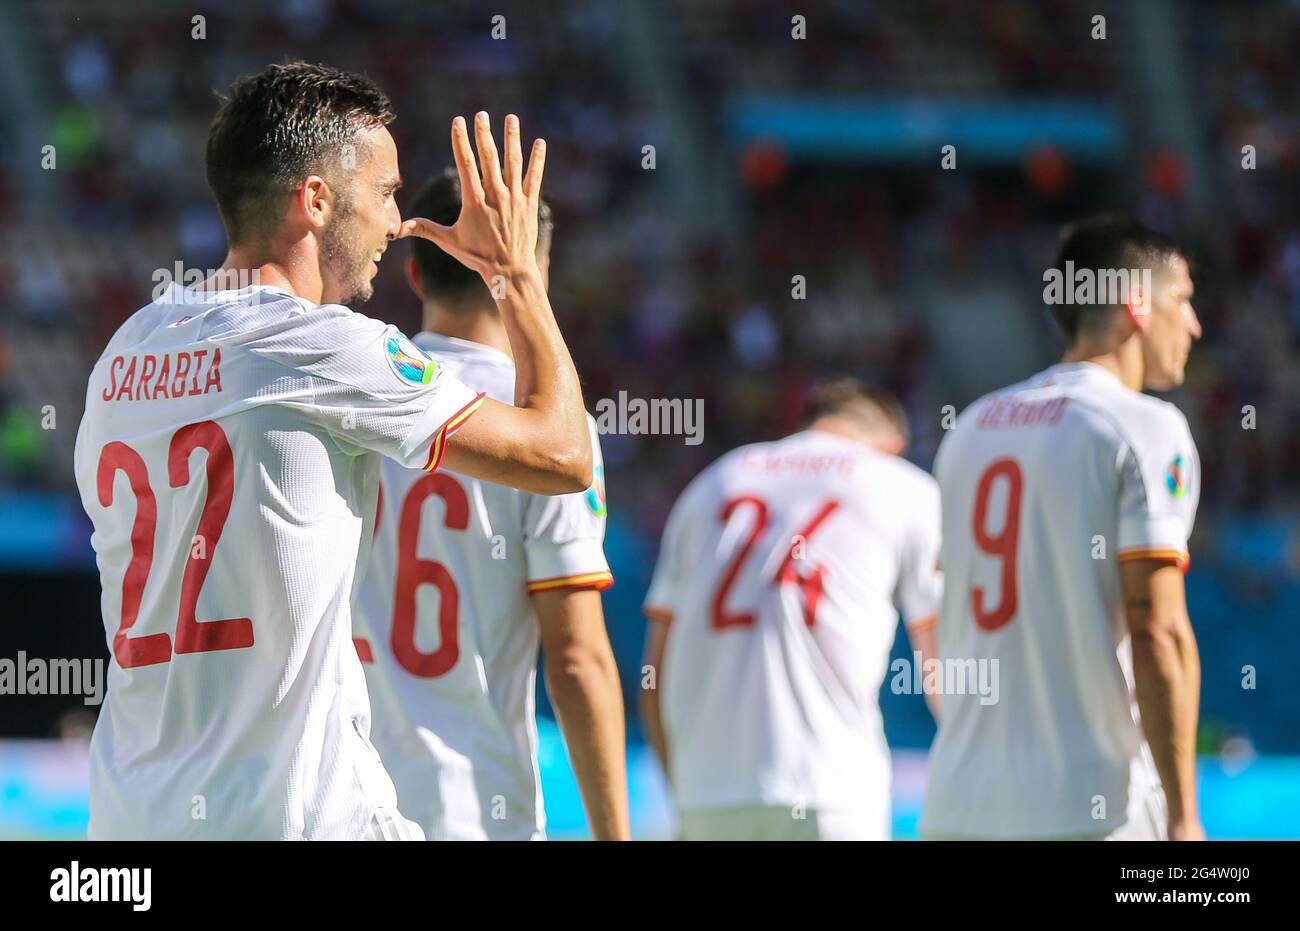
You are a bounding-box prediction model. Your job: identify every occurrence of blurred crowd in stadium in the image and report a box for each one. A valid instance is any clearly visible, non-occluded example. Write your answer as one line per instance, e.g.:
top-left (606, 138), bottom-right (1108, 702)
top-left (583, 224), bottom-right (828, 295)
top-left (0, 0), bottom-right (1296, 751)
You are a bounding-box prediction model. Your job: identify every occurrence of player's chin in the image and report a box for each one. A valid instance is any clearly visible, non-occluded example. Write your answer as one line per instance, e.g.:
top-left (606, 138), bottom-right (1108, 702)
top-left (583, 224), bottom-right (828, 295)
top-left (1150, 364), bottom-right (1184, 391)
top-left (339, 280), bottom-right (375, 307)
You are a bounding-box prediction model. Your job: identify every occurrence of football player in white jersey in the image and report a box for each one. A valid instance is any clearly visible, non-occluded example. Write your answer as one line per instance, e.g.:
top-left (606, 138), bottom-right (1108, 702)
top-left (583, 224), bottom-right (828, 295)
top-left (355, 170), bottom-right (630, 841)
top-left (641, 382), bottom-right (942, 840)
top-left (73, 63), bottom-right (594, 839)
top-left (921, 214), bottom-right (1205, 841)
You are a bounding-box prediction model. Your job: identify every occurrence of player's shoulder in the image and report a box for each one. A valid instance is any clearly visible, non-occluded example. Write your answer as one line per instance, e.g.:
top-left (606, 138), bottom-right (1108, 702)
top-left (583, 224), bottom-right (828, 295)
top-left (1065, 374), bottom-right (1195, 464)
top-left (102, 284), bottom-right (349, 355)
top-left (1107, 396), bottom-right (1197, 494)
top-left (243, 301), bottom-right (449, 390)
top-left (663, 442), bottom-right (761, 514)
top-left (682, 442), bottom-right (750, 493)
top-left (948, 371), bottom-right (1045, 431)
top-left (870, 447), bottom-right (940, 498)
top-left (946, 365), bottom-right (1190, 446)
top-left (241, 296), bottom-right (384, 345)
top-left (934, 382), bottom-right (1005, 469)
top-left (1108, 386), bottom-right (1192, 439)
top-left (411, 332), bottom-right (515, 403)
top-left (708, 437), bottom-right (787, 480)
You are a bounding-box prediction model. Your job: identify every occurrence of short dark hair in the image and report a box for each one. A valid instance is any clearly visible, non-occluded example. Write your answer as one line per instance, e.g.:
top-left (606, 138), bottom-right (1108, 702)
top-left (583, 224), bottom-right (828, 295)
top-left (1051, 213), bottom-right (1185, 342)
top-left (408, 168), bottom-right (553, 309)
top-left (799, 378), bottom-right (909, 448)
top-left (206, 61), bottom-right (395, 244)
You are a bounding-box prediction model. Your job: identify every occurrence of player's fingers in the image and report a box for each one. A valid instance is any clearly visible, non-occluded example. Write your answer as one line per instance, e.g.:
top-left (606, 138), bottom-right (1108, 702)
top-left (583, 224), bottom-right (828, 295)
top-left (397, 217), bottom-right (454, 244)
top-left (473, 111), bottom-right (506, 200)
top-left (503, 114), bottom-right (523, 193)
top-left (450, 116), bottom-right (484, 206)
top-left (523, 137), bottom-right (546, 208)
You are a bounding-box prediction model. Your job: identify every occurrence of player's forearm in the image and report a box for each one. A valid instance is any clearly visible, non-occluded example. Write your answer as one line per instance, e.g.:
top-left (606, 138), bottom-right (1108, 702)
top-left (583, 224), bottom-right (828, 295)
top-left (546, 645), bottom-right (631, 840)
top-left (908, 621), bottom-right (941, 720)
top-left (491, 265), bottom-right (591, 487)
top-left (1130, 619), bottom-right (1201, 823)
top-left (638, 678), bottom-right (670, 782)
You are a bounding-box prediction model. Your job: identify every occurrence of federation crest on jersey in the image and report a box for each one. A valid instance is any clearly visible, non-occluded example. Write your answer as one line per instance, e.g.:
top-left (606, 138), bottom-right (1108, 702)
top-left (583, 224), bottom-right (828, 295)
top-left (1165, 454), bottom-right (1188, 498)
top-left (386, 331), bottom-right (438, 385)
top-left (585, 464), bottom-right (607, 517)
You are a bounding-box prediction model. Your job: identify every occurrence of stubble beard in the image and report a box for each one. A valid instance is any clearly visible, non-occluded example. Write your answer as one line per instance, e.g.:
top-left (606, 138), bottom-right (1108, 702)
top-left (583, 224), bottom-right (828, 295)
top-left (322, 202), bottom-right (374, 307)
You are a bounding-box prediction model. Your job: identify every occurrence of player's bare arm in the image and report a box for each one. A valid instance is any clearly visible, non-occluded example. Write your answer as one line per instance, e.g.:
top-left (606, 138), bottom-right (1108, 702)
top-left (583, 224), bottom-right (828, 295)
top-left (401, 113), bottom-right (591, 495)
top-left (639, 616), bottom-right (672, 780)
top-left (534, 588), bottom-right (631, 840)
top-left (1121, 559), bottom-right (1204, 841)
top-left (906, 617), bottom-right (941, 720)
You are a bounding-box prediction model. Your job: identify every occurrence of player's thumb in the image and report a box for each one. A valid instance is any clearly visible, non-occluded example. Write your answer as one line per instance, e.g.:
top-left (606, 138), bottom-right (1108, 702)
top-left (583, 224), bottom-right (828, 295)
top-left (397, 217), bottom-right (454, 245)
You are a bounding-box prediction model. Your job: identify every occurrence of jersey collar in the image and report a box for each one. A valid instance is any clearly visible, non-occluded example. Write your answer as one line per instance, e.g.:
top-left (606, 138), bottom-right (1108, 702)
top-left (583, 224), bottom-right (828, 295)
top-left (1040, 360), bottom-right (1124, 388)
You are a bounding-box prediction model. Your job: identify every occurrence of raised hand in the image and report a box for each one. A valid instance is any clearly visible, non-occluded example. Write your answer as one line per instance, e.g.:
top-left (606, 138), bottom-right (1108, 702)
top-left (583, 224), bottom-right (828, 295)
top-left (399, 112), bottom-right (546, 282)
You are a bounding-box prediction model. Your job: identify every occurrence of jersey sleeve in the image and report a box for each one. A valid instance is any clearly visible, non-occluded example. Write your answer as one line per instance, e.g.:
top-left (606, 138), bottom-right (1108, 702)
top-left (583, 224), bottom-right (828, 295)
top-left (643, 479), bottom-right (696, 624)
top-left (522, 416), bottom-right (613, 595)
top-left (1115, 407), bottom-right (1200, 568)
top-left (271, 309), bottom-right (485, 471)
top-left (896, 475), bottom-right (943, 631)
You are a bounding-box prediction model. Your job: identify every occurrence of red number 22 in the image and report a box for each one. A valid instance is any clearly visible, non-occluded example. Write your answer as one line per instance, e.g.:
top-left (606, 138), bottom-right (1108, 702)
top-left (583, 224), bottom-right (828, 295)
top-left (97, 421), bottom-right (253, 669)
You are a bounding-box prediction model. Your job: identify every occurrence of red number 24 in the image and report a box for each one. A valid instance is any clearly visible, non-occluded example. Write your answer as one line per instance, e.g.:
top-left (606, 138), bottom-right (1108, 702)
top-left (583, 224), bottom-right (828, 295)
top-left (711, 495), bottom-right (841, 631)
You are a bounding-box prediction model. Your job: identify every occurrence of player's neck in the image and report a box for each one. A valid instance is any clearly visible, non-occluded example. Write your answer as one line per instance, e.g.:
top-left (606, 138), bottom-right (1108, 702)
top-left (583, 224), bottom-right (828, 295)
top-left (1062, 340), bottom-right (1144, 392)
top-left (422, 303), bottom-right (514, 360)
top-left (202, 245), bottom-right (325, 304)
top-left (806, 418), bottom-right (900, 455)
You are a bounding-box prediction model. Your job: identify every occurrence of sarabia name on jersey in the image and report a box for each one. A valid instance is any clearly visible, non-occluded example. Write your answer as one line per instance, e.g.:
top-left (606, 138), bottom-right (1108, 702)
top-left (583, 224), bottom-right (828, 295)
top-left (101, 348), bottom-right (224, 402)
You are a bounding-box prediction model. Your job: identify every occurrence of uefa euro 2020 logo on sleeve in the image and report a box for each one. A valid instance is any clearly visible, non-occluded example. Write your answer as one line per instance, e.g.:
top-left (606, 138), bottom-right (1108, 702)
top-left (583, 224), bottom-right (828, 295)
top-left (1165, 454), bottom-right (1188, 499)
top-left (386, 331), bottom-right (438, 386)
top-left (585, 464), bottom-right (607, 517)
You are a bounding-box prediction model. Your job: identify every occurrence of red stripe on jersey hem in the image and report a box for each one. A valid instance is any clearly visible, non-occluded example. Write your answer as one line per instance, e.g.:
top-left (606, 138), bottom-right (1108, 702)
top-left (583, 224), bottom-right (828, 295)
top-left (1117, 548), bottom-right (1190, 572)
top-left (423, 392), bottom-right (487, 473)
top-left (353, 637), bottom-right (374, 664)
top-left (527, 571), bottom-right (614, 594)
top-left (643, 604), bottom-right (674, 624)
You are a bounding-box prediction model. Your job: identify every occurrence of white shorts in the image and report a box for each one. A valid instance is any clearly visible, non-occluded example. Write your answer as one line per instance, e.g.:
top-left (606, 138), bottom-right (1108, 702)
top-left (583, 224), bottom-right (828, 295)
top-left (922, 789), bottom-right (1169, 841)
top-left (680, 804), bottom-right (889, 841)
top-left (1102, 787), bottom-right (1168, 841)
top-left (364, 807), bottom-right (426, 841)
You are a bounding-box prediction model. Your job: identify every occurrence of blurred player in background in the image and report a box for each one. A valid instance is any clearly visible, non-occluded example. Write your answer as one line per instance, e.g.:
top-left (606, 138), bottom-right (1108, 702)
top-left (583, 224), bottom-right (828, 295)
top-left (355, 170), bottom-right (629, 841)
top-left (922, 214), bottom-right (1204, 841)
top-left (641, 381), bottom-right (942, 840)
top-left (73, 62), bottom-right (593, 839)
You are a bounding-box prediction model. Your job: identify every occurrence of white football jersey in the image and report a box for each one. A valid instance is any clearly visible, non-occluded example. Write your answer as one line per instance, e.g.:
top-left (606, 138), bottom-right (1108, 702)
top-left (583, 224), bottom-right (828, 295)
top-left (73, 282), bottom-right (483, 840)
top-left (643, 429), bottom-right (942, 825)
top-left (354, 333), bottom-right (612, 841)
top-left (921, 361), bottom-right (1200, 838)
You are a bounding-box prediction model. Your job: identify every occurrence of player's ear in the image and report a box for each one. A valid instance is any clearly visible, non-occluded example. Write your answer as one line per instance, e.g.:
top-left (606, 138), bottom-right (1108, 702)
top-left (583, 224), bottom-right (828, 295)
top-left (1122, 287), bottom-right (1151, 333)
top-left (300, 176), bottom-right (331, 230)
top-left (405, 255), bottom-right (424, 299)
